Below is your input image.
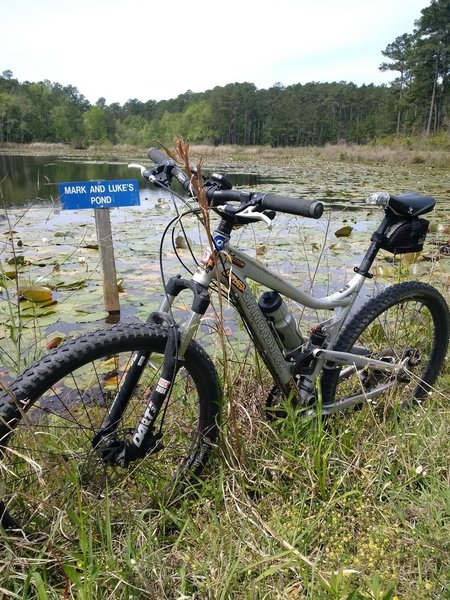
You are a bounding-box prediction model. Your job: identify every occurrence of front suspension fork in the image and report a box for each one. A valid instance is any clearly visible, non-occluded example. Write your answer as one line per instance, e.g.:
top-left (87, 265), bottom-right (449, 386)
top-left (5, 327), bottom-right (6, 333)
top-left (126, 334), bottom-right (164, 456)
top-left (93, 275), bottom-right (210, 466)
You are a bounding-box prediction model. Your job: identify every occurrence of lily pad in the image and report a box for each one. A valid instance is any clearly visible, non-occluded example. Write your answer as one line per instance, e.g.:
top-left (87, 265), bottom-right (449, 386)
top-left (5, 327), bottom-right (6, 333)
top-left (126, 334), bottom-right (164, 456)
top-left (74, 304), bottom-right (102, 314)
top-left (399, 252), bottom-right (422, 264)
top-left (175, 235), bottom-right (193, 249)
top-left (56, 280), bottom-right (88, 291)
top-left (54, 231), bottom-right (74, 238)
top-left (4, 271), bottom-right (18, 279)
top-left (7, 255), bottom-right (29, 267)
top-left (21, 285), bottom-right (53, 303)
top-left (46, 337), bottom-right (63, 349)
top-left (334, 225), bottom-right (353, 238)
top-left (372, 265), bottom-right (394, 278)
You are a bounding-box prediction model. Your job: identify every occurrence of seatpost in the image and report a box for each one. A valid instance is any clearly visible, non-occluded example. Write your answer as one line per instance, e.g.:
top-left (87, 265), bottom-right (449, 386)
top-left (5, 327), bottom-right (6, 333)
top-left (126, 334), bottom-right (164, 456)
top-left (354, 216), bottom-right (391, 278)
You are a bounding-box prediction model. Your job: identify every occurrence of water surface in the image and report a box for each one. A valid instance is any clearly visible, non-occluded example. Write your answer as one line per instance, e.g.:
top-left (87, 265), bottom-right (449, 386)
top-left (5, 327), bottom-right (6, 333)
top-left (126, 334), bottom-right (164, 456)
top-left (1, 152), bottom-right (448, 376)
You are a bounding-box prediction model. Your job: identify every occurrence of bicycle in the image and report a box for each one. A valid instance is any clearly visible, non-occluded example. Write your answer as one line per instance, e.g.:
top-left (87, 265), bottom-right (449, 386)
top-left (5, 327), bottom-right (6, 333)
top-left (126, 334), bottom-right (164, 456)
top-left (0, 146), bottom-right (448, 535)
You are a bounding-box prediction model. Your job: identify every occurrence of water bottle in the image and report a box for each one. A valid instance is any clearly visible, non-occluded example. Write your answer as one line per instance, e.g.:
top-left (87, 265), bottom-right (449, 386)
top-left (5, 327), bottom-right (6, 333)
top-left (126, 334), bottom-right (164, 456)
top-left (258, 291), bottom-right (303, 352)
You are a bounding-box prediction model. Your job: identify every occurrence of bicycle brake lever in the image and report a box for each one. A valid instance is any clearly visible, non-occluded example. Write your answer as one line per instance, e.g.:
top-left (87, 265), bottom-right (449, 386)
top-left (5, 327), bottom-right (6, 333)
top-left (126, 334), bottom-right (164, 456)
top-left (216, 205), bottom-right (274, 229)
top-left (128, 163), bottom-right (147, 176)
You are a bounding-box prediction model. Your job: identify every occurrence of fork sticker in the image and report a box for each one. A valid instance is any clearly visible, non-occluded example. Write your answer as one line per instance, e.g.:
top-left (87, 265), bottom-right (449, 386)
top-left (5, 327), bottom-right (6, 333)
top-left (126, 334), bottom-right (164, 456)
top-left (156, 377), bottom-right (171, 395)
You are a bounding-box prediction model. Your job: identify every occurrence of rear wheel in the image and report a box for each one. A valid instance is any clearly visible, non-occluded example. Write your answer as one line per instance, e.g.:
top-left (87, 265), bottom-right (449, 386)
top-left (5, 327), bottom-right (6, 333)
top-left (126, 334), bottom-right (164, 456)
top-left (0, 323), bottom-right (221, 535)
top-left (321, 282), bottom-right (449, 412)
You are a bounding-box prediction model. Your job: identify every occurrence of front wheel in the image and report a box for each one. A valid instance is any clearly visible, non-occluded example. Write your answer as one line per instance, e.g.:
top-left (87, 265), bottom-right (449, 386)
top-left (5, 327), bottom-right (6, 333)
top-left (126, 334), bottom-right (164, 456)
top-left (321, 281), bottom-right (449, 412)
top-left (0, 323), bottom-right (221, 535)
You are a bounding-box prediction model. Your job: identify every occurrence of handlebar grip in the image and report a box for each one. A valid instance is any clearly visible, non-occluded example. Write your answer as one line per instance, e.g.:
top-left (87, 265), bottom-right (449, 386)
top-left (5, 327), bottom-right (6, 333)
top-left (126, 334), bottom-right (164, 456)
top-left (260, 193), bottom-right (324, 219)
top-left (148, 147), bottom-right (170, 164)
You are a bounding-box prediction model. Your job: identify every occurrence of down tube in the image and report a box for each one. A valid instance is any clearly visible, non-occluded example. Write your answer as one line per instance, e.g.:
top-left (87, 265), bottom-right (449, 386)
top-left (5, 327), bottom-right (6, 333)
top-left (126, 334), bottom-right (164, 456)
top-left (226, 279), bottom-right (294, 390)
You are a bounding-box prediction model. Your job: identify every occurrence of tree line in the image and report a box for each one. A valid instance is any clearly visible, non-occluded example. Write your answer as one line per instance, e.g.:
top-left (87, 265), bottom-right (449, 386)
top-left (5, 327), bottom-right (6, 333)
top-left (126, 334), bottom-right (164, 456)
top-left (1, 0), bottom-right (448, 148)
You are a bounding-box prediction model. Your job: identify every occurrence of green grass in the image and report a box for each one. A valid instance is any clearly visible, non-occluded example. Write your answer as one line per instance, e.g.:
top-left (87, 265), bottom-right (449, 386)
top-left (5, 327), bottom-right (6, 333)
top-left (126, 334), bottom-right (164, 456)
top-left (1, 364), bottom-right (449, 599)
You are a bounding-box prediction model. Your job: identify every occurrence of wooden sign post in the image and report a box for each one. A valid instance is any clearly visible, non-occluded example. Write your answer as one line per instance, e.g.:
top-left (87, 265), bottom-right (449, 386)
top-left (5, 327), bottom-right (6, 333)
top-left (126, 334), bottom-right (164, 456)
top-left (94, 208), bottom-right (120, 315)
top-left (58, 179), bottom-right (140, 318)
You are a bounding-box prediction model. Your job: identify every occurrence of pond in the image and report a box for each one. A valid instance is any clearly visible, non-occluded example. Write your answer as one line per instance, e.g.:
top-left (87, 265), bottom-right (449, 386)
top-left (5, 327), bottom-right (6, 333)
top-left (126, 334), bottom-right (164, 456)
top-left (1, 152), bottom-right (449, 377)
top-left (0, 154), bottom-right (281, 208)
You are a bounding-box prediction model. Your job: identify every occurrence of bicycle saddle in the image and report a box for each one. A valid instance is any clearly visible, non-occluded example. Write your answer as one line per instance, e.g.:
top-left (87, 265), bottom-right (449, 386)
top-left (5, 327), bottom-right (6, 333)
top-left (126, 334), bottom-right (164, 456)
top-left (388, 192), bottom-right (435, 217)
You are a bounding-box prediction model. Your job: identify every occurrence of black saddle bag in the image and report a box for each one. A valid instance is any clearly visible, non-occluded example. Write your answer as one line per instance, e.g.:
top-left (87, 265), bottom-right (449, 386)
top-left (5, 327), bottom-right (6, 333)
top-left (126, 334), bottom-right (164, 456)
top-left (380, 217), bottom-right (430, 254)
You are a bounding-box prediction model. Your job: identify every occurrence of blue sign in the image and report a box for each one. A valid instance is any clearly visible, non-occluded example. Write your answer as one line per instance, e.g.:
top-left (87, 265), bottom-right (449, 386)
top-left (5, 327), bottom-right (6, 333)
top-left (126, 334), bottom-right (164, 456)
top-left (59, 179), bottom-right (140, 210)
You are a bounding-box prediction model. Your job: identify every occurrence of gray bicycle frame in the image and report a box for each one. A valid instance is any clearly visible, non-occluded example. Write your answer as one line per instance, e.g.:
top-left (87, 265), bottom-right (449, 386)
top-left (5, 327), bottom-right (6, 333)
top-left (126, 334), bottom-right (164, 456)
top-left (158, 230), bottom-right (404, 413)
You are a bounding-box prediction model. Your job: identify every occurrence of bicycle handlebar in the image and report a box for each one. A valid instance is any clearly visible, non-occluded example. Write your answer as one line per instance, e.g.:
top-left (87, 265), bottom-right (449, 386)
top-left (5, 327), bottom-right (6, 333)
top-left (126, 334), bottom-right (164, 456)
top-left (209, 189), bottom-right (323, 219)
top-left (260, 193), bottom-right (324, 219)
top-left (147, 147), bottom-right (324, 219)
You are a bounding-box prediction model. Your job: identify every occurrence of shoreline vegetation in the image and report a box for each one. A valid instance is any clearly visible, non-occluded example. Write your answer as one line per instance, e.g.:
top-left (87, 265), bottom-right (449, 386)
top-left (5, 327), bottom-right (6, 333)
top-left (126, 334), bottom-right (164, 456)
top-left (1, 137), bottom-right (450, 167)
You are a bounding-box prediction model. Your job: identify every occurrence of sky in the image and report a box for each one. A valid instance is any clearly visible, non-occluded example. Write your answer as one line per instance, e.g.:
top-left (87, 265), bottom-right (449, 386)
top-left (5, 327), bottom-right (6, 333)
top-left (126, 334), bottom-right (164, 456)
top-left (2, 0), bottom-right (429, 106)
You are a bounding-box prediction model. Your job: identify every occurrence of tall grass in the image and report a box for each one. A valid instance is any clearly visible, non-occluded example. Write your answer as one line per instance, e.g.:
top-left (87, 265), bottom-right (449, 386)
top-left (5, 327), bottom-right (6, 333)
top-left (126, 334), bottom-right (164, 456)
top-left (2, 136), bottom-right (450, 167)
top-left (1, 355), bottom-right (449, 598)
top-left (0, 210), bottom-right (44, 379)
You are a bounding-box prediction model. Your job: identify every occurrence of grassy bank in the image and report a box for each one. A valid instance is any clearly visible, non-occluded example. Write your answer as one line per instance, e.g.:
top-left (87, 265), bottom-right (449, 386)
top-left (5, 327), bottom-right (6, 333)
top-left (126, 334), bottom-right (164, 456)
top-left (1, 136), bottom-right (450, 167)
top-left (1, 363), bottom-right (449, 598)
